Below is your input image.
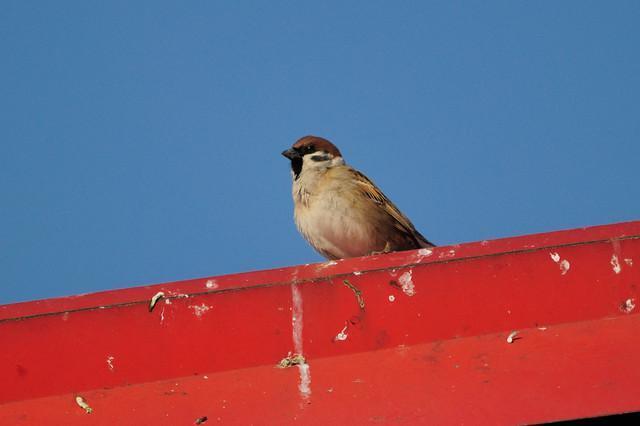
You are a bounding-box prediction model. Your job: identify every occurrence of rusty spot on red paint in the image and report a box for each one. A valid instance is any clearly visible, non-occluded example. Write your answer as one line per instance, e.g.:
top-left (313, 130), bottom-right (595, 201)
top-left (195, 416), bottom-right (208, 424)
top-left (389, 280), bottom-right (401, 289)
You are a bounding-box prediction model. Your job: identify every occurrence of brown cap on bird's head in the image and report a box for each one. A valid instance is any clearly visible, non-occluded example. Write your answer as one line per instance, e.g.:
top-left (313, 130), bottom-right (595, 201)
top-left (293, 136), bottom-right (342, 157)
top-left (282, 135), bottom-right (342, 160)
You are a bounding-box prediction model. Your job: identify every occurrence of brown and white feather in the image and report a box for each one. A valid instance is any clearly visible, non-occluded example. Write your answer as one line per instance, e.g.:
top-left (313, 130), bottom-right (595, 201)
top-left (284, 136), bottom-right (434, 260)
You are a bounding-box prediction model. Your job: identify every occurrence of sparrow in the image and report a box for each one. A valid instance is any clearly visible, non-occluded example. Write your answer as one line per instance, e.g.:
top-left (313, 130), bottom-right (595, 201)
top-left (282, 135), bottom-right (434, 260)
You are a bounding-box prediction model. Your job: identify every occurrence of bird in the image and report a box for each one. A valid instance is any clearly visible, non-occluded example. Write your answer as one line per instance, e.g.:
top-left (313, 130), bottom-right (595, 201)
top-left (282, 135), bottom-right (434, 260)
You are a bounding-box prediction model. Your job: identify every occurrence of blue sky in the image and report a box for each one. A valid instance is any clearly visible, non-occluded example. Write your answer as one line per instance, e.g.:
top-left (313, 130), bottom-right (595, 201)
top-left (1, 1), bottom-right (639, 303)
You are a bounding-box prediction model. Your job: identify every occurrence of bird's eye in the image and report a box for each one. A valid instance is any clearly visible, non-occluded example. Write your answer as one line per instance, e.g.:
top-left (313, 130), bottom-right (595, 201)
top-left (305, 145), bottom-right (315, 154)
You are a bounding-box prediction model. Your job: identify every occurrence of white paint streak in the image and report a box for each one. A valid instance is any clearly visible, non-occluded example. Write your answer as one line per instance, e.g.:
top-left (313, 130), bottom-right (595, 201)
top-left (160, 306), bottom-right (165, 324)
top-left (550, 252), bottom-right (561, 263)
top-left (297, 363), bottom-right (311, 398)
top-left (291, 284), bottom-right (304, 354)
top-left (189, 303), bottom-right (211, 317)
top-left (611, 255), bottom-right (622, 274)
top-left (205, 279), bottom-right (219, 289)
top-left (506, 331), bottom-right (519, 344)
top-left (398, 270), bottom-right (416, 296)
top-left (624, 258), bottom-right (633, 266)
top-left (335, 325), bottom-right (348, 341)
top-left (291, 283), bottom-right (311, 400)
top-left (106, 356), bottom-right (115, 372)
top-left (388, 295), bottom-right (396, 302)
top-left (418, 248), bottom-right (433, 257)
top-left (353, 271), bottom-right (362, 276)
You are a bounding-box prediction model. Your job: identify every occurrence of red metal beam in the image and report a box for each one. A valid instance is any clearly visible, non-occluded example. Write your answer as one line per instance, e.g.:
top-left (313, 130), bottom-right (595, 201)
top-left (1, 221), bottom-right (639, 424)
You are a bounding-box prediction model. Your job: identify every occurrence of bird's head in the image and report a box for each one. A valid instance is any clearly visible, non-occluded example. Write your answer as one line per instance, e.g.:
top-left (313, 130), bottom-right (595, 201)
top-left (282, 135), bottom-right (344, 179)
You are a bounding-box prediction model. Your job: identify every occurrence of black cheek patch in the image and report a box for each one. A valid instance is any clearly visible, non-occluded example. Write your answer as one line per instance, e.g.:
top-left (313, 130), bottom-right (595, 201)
top-left (310, 154), bottom-right (330, 162)
top-left (291, 157), bottom-right (303, 179)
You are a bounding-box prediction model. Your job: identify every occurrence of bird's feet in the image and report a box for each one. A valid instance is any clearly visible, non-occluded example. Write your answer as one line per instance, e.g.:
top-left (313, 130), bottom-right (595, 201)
top-left (369, 242), bottom-right (392, 256)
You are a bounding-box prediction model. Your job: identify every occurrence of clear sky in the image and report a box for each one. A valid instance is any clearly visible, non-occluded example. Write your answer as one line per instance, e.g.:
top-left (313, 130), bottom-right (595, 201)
top-left (1, 1), bottom-right (639, 304)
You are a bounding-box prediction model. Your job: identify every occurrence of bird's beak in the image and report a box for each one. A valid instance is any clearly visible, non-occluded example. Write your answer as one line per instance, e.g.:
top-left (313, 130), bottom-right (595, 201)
top-left (281, 148), bottom-right (299, 160)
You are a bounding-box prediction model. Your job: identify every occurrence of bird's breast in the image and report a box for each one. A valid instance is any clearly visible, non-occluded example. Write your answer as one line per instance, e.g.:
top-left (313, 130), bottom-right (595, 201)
top-left (294, 191), bottom-right (380, 259)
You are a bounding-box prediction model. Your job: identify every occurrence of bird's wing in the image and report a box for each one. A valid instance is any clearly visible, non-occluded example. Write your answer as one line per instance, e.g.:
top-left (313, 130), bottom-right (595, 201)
top-left (350, 169), bottom-right (434, 247)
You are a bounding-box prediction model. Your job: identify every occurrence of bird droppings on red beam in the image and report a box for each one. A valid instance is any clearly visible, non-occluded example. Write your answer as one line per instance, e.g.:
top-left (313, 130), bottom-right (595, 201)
top-left (1, 221), bottom-right (640, 424)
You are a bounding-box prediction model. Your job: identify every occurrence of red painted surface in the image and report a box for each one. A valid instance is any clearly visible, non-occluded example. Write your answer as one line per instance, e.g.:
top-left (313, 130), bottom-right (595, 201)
top-left (1, 221), bottom-right (639, 424)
